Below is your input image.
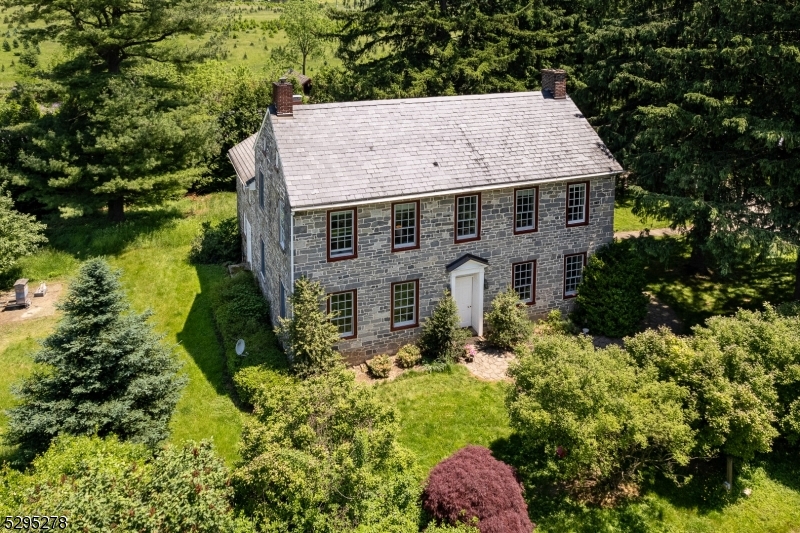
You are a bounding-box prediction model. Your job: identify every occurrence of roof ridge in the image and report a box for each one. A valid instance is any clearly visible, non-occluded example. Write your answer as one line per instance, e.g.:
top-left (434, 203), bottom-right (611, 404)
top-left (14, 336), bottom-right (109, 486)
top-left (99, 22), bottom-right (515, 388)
top-left (297, 91), bottom-right (553, 111)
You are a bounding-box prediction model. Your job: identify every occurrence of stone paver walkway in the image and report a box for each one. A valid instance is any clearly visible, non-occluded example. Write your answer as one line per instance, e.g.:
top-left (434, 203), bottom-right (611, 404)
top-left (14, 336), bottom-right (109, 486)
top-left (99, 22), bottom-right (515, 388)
top-left (462, 341), bottom-right (515, 381)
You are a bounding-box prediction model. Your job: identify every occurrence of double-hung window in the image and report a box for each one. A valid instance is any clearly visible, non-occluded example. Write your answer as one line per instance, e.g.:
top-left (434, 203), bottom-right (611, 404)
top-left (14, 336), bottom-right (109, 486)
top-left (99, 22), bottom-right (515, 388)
top-left (512, 261), bottom-right (536, 304)
top-left (259, 237), bottom-right (266, 278)
top-left (258, 170), bottom-right (265, 209)
top-left (566, 182), bottom-right (589, 226)
top-left (563, 253), bottom-right (586, 298)
top-left (327, 209), bottom-right (357, 261)
top-left (391, 280), bottom-right (419, 330)
top-left (454, 194), bottom-right (481, 243)
top-left (514, 188), bottom-right (538, 234)
top-left (279, 198), bottom-right (286, 250)
top-left (392, 201), bottom-right (419, 251)
top-left (329, 290), bottom-right (357, 339)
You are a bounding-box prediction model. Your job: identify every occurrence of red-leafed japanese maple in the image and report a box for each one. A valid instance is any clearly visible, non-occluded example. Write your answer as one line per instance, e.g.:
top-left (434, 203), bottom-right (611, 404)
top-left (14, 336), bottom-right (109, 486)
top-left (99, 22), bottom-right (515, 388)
top-left (422, 445), bottom-right (534, 533)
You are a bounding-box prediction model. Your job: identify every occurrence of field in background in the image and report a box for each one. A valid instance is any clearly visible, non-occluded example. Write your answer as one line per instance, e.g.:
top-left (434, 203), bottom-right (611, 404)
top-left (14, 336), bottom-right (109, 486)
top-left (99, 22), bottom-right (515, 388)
top-left (0, 1), bottom-right (337, 91)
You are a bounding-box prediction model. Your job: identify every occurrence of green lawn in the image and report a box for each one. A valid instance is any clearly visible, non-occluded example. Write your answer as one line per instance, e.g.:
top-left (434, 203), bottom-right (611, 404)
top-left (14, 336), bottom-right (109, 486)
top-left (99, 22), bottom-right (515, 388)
top-left (642, 236), bottom-right (798, 329)
top-left (614, 197), bottom-right (672, 233)
top-left (373, 365), bottom-right (511, 478)
top-left (376, 364), bottom-right (800, 532)
top-left (0, 193), bottom-right (243, 464)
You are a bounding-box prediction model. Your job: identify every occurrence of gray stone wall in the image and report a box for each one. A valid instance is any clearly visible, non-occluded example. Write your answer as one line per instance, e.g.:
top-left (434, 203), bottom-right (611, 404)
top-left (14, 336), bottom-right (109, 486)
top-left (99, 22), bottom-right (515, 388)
top-left (238, 113), bottom-right (292, 327)
top-left (292, 177), bottom-right (615, 364)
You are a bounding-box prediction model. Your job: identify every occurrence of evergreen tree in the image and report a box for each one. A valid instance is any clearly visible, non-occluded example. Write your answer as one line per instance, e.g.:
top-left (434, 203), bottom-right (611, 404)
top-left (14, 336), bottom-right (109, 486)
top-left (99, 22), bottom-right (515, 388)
top-left (325, 0), bottom-right (583, 100)
top-left (3, 0), bottom-right (220, 221)
top-left (6, 258), bottom-right (185, 457)
top-left (276, 276), bottom-right (341, 376)
top-left (574, 0), bottom-right (800, 292)
top-left (419, 290), bottom-right (469, 363)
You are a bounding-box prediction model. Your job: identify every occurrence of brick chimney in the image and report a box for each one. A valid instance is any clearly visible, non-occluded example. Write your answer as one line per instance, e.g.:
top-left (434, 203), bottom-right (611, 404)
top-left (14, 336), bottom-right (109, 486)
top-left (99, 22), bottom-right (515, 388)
top-left (541, 69), bottom-right (567, 99)
top-left (273, 77), bottom-right (294, 116)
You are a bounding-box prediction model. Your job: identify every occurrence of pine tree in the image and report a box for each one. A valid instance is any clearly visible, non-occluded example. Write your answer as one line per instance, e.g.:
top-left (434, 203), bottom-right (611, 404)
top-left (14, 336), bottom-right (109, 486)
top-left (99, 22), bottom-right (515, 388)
top-left (276, 276), bottom-right (341, 376)
top-left (574, 0), bottom-right (800, 291)
top-left (6, 259), bottom-right (185, 457)
top-left (419, 290), bottom-right (469, 363)
top-left (3, 0), bottom-right (219, 221)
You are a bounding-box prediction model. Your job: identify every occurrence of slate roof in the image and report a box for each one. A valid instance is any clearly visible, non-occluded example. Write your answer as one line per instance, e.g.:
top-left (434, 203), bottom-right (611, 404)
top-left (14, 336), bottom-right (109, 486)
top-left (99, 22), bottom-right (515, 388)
top-left (228, 133), bottom-right (257, 186)
top-left (271, 92), bottom-right (623, 209)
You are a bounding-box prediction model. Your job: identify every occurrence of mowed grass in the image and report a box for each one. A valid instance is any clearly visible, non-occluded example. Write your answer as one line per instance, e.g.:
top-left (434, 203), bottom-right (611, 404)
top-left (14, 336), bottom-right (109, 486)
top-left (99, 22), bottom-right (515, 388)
top-left (642, 237), bottom-right (798, 329)
top-left (0, 193), bottom-right (243, 463)
top-left (614, 196), bottom-right (671, 232)
top-left (376, 361), bottom-right (800, 532)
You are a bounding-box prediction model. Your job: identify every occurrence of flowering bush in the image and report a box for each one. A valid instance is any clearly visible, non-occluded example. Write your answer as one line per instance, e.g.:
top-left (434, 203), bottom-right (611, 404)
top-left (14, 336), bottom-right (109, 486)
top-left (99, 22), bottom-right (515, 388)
top-left (463, 344), bottom-right (477, 362)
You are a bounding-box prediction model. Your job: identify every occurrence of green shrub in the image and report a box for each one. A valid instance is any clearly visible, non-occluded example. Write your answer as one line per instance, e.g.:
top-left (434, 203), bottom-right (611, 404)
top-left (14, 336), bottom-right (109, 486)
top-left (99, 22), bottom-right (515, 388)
top-left (233, 365), bottom-right (296, 407)
top-left (536, 309), bottom-right (578, 335)
top-left (419, 290), bottom-right (469, 363)
top-left (18, 47), bottom-right (36, 67)
top-left (507, 334), bottom-right (694, 487)
top-left (575, 239), bottom-right (649, 337)
top-left (234, 368), bottom-right (420, 532)
top-left (485, 286), bottom-right (532, 350)
top-left (367, 354), bottom-right (392, 378)
top-left (276, 276), bottom-right (342, 376)
top-left (395, 344), bottom-right (421, 369)
top-left (3, 435), bottom-right (239, 532)
top-left (210, 272), bottom-right (287, 386)
top-left (189, 216), bottom-right (240, 264)
top-left (624, 326), bottom-right (779, 460)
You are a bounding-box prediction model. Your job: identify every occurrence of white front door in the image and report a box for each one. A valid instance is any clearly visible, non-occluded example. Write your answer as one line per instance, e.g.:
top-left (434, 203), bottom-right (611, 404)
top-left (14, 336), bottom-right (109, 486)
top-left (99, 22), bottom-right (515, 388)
top-left (455, 275), bottom-right (474, 328)
top-left (245, 217), bottom-right (252, 264)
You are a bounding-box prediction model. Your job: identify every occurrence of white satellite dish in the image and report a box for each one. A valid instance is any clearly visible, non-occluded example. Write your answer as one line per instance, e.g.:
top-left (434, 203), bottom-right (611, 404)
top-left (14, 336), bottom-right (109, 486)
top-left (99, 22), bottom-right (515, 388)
top-left (235, 339), bottom-right (246, 356)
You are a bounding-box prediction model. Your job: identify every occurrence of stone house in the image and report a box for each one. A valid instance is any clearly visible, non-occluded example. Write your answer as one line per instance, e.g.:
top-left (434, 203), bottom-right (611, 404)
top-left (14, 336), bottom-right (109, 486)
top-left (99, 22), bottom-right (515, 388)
top-left (228, 70), bottom-right (623, 364)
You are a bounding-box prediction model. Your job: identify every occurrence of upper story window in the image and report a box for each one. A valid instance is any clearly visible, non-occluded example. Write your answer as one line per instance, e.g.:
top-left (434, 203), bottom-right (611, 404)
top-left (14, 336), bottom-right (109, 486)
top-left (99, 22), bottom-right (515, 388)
top-left (329, 290), bottom-right (357, 339)
top-left (513, 261), bottom-right (536, 304)
top-left (279, 198), bottom-right (286, 250)
top-left (391, 280), bottom-right (419, 330)
top-left (455, 193), bottom-right (481, 243)
top-left (566, 182), bottom-right (589, 226)
top-left (327, 209), bottom-right (357, 261)
top-left (392, 201), bottom-right (420, 251)
top-left (563, 253), bottom-right (586, 298)
top-left (258, 170), bottom-right (265, 209)
top-left (514, 188), bottom-right (538, 234)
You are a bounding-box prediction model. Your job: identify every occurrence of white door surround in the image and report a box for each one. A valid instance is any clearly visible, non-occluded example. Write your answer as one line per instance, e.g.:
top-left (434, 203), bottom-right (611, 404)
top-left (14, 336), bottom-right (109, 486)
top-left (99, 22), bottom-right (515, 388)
top-left (446, 254), bottom-right (488, 337)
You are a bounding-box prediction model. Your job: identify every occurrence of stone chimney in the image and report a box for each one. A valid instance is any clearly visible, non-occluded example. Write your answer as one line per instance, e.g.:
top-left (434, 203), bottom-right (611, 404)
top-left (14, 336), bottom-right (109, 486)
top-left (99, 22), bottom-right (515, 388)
top-left (273, 77), bottom-right (294, 116)
top-left (541, 69), bottom-right (567, 99)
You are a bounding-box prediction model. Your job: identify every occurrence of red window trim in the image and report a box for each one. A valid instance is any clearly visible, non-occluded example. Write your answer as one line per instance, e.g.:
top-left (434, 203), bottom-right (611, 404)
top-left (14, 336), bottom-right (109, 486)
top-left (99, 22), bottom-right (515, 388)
top-left (511, 260), bottom-right (537, 305)
top-left (390, 279), bottom-right (420, 331)
top-left (563, 252), bottom-right (588, 299)
top-left (326, 208), bottom-right (358, 262)
top-left (565, 181), bottom-right (590, 228)
top-left (513, 187), bottom-right (539, 235)
top-left (391, 199), bottom-right (421, 252)
top-left (327, 289), bottom-right (358, 340)
top-left (454, 192), bottom-right (482, 244)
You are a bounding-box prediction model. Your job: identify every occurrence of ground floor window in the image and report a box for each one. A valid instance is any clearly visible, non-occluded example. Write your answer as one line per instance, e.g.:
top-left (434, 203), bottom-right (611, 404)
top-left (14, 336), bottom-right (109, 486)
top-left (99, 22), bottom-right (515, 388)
top-left (391, 280), bottom-right (419, 330)
top-left (329, 290), bottom-right (356, 339)
top-left (563, 253), bottom-right (586, 298)
top-left (513, 261), bottom-right (536, 304)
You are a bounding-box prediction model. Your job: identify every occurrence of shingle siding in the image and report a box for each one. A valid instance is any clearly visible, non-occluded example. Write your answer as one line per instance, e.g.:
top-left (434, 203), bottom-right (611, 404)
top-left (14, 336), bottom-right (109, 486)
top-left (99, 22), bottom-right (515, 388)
top-left (293, 178), bottom-right (614, 365)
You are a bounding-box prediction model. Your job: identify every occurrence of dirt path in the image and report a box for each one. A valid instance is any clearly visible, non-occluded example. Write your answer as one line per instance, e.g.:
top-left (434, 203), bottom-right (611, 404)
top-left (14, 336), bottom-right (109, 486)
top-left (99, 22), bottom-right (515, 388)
top-left (614, 227), bottom-right (681, 239)
top-left (0, 283), bottom-right (63, 327)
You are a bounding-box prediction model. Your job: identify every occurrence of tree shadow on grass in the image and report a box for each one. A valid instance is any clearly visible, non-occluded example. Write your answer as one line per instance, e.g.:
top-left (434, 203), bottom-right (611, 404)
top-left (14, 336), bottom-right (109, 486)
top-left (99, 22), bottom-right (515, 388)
top-left (175, 264), bottom-right (233, 399)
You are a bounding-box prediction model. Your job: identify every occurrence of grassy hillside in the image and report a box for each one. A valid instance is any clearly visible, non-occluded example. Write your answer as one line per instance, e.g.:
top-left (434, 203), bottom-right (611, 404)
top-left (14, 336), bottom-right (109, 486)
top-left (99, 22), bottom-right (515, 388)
top-left (0, 193), bottom-right (242, 464)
